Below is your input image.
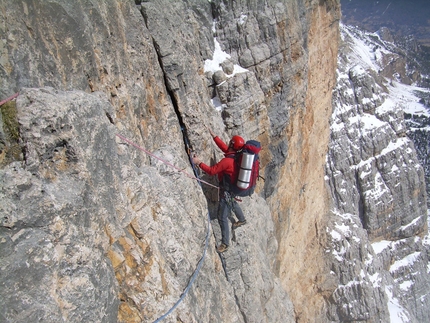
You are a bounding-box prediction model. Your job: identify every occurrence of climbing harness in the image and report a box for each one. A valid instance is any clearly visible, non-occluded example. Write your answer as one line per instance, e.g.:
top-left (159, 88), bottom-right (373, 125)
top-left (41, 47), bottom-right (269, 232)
top-left (0, 92), bottom-right (19, 106)
top-left (115, 134), bottom-right (213, 322)
top-left (224, 190), bottom-right (236, 209)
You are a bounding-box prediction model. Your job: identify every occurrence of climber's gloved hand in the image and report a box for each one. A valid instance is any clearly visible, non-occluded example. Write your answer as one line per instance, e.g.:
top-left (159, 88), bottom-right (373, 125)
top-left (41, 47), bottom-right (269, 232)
top-left (192, 156), bottom-right (202, 166)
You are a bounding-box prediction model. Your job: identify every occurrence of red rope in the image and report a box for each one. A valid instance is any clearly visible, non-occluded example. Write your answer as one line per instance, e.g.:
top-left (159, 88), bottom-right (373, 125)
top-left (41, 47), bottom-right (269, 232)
top-left (116, 134), bottom-right (219, 190)
top-left (0, 93), bottom-right (19, 106)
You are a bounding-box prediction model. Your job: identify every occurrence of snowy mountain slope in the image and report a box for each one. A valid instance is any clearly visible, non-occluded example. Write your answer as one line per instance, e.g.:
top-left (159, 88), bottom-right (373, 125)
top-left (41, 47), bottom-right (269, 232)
top-left (325, 23), bottom-right (430, 322)
top-left (337, 23), bottom-right (430, 206)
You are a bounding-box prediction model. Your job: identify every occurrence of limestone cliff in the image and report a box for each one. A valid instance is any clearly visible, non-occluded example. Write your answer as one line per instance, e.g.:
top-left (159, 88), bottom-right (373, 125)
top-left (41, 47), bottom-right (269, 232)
top-left (0, 1), bottom-right (383, 323)
top-left (325, 24), bottom-right (430, 322)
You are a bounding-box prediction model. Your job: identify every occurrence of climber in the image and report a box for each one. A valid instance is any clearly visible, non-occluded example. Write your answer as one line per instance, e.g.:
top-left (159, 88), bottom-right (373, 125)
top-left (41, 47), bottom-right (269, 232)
top-left (192, 128), bottom-right (247, 253)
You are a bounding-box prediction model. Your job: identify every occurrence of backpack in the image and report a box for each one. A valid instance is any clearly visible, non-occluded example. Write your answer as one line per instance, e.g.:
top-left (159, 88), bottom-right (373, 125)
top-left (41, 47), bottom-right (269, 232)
top-left (226, 140), bottom-right (261, 197)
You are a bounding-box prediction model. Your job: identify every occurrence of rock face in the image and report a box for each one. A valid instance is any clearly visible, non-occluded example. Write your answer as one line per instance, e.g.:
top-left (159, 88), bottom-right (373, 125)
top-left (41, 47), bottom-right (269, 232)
top-left (1, 1), bottom-right (340, 322)
top-left (406, 112), bottom-right (430, 201)
top-left (3, 1), bottom-right (429, 323)
top-left (1, 89), bottom-right (121, 322)
top-left (325, 24), bottom-right (430, 322)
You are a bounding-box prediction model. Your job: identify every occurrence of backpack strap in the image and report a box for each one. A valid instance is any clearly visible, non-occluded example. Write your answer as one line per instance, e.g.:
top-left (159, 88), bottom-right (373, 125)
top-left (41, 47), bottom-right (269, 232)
top-left (221, 153), bottom-right (238, 192)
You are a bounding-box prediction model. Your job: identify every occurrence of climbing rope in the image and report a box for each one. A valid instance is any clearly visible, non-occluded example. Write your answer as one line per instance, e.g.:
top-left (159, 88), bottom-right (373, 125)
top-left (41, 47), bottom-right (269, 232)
top-left (0, 92), bottom-right (19, 106)
top-left (116, 134), bottom-right (218, 190)
top-left (115, 134), bottom-right (213, 322)
top-left (153, 211), bottom-right (211, 323)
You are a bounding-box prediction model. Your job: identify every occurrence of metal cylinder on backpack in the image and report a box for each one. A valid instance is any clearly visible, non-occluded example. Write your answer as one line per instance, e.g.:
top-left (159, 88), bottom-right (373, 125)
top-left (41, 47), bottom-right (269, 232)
top-left (237, 152), bottom-right (254, 189)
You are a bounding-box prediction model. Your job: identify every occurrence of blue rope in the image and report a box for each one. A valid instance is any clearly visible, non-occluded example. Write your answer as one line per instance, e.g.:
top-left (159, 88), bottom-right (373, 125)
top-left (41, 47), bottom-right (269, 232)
top-left (153, 133), bottom-right (211, 323)
top-left (153, 211), bottom-right (210, 323)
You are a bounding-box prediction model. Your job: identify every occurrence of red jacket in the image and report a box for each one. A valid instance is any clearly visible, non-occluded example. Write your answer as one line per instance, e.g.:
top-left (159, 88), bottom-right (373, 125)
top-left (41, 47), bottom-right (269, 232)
top-left (199, 136), bottom-right (235, 182)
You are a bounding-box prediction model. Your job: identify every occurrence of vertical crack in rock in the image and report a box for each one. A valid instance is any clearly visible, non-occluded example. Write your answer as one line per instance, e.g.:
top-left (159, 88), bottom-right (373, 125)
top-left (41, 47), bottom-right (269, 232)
top-left (355, 169), bottom-right (367, 230)
top-left (138, 0), bottom-right (233, 292)
top-left (152, 37), bottom-right (194, 162)
top-left (138, 6), bottom-right (195, 167)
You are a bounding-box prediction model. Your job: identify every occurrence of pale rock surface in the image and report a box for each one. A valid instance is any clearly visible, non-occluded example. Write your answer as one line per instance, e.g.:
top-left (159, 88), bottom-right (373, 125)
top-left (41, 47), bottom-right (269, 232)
top-left (0, 87), bottom-right (293, 323)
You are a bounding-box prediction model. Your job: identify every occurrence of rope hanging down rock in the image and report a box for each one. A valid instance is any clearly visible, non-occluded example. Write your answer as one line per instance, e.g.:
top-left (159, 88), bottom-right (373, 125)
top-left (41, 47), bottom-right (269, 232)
top-left (115, 133), bottom-right (213, 322)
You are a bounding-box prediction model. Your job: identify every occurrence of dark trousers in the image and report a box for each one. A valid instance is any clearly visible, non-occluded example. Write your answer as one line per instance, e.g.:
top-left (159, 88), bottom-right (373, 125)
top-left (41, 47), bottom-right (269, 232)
top-left (218, 191), bottom-right (245, 246)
